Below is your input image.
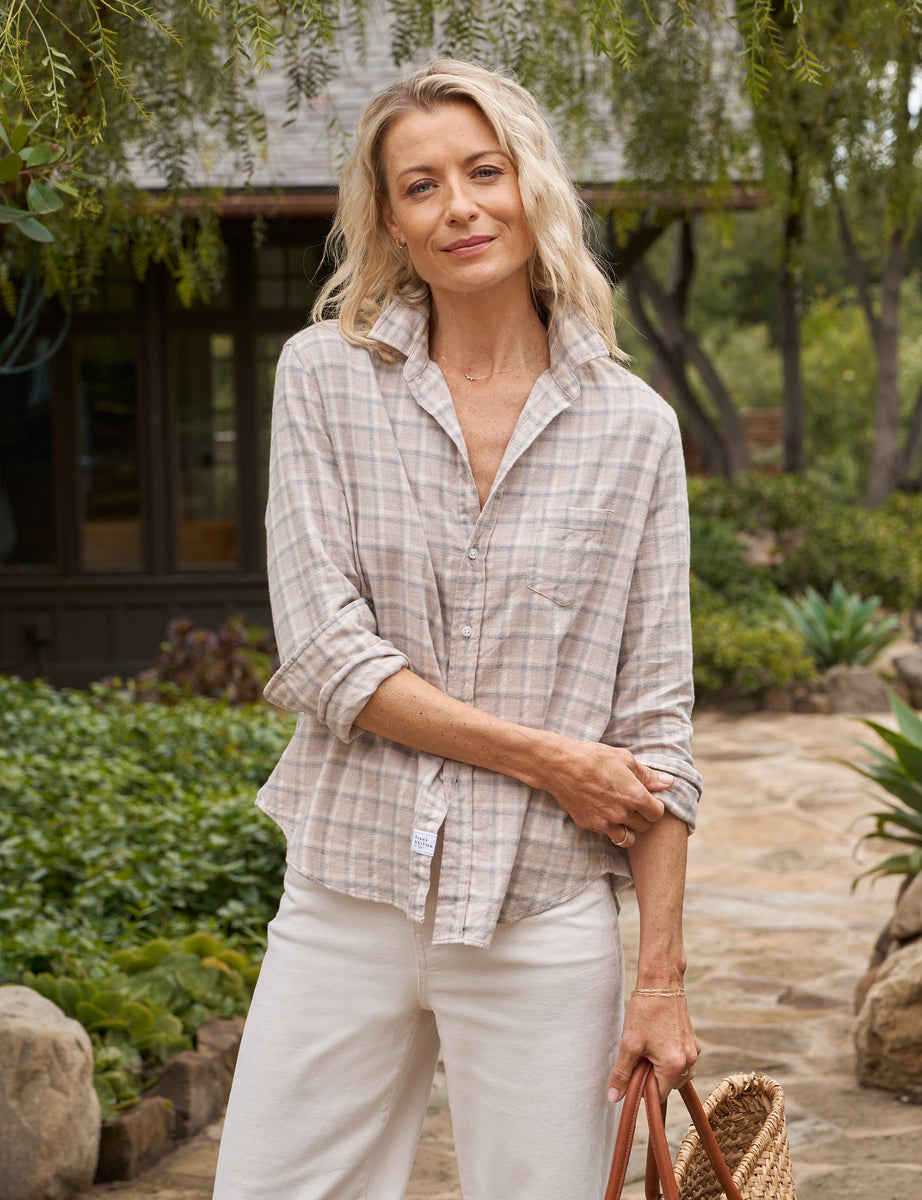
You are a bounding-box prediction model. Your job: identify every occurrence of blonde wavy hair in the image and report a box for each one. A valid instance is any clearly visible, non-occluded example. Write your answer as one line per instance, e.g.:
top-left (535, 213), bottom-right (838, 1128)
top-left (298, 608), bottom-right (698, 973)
top-left (311, 59), bottom-right (620, 356)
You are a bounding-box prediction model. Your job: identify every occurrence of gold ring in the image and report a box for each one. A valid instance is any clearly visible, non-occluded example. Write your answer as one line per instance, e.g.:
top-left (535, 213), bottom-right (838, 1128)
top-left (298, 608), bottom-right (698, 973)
top-left (613, 826), bottom-right (629, 848)
top-left (679, 1069), bottom-right (689, 1078)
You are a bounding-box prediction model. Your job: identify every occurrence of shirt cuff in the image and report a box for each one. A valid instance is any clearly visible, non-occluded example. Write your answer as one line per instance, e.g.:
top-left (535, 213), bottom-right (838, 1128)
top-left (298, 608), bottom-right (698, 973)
top-left (637, 759), bottom-right (700, 833)
top-left (264, 598), bottom-right (410, 741)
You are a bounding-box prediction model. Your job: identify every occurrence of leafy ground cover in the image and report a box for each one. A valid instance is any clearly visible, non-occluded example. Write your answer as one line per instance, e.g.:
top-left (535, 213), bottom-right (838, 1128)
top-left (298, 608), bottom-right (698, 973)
top-left (25, 932), bottom-right (261, 1117)
top-left (0, 677), bottom-right (292, 980)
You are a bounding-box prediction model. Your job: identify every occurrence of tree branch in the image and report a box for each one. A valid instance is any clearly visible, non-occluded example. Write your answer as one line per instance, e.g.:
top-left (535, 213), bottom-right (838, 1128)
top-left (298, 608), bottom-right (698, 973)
top-left (623, 270), bottom-right (728, 477)
top-left (632, 257), bottom-right (751, 476)
top-left (833, 185), bottom-right (881, 349)
top-left (596, 214), bottom-right (676, 280)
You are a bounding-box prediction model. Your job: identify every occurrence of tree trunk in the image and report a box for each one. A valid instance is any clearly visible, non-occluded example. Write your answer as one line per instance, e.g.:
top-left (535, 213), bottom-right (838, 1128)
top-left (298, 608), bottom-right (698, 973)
top-left (779, 157), bottom-right (806, 472)
top-left (865, 231), bottom-right (905, 507)
top-left (601, 216), bottom-right (675, 278)
top-left (834, 190), bottom-right (908, 506)
top-left (623, 272), bottom-right (728, 476)
top-left (632, 259), bottom-right (751, 477)
top-left (603, 215), bottom-right (750, 478)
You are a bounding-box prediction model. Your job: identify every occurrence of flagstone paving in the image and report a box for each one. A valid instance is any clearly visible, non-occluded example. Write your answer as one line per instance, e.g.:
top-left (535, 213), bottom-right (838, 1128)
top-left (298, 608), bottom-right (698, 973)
top-left (83, 709), bottom-right (922, 1200)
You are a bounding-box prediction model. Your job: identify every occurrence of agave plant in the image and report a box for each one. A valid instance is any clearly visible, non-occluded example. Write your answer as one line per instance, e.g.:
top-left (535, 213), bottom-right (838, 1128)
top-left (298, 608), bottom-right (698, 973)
top-left (781, 581), bottom-right (901, 670)
top-left (851, 691), bottom-right (922, 882)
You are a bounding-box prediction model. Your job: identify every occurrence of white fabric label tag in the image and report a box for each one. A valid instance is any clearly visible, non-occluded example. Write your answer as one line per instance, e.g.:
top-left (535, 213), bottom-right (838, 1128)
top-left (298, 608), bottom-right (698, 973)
top-left (412, 828), bottom-right (438, 857)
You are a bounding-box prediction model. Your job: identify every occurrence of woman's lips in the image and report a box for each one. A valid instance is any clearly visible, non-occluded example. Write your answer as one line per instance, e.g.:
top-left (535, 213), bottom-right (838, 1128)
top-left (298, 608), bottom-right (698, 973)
top-left (443, 236), bottom-right (494, 257)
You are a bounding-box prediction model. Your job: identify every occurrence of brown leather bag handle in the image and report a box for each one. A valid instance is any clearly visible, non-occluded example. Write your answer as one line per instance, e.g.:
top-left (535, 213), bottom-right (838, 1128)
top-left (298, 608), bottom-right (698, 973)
top-left (603, 1059), bottom-right (745, 1200)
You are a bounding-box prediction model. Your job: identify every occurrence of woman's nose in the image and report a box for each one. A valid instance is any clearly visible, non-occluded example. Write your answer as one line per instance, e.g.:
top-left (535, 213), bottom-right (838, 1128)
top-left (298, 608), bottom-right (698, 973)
top-left (444, 180), bottom-right (478, 224)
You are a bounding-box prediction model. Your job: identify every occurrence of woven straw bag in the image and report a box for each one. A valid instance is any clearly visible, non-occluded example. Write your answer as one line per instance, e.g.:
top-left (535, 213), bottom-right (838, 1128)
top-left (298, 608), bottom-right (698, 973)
top-left (604, 1058), bottom-right (796, 1200)
top-left (672, 1070), bottom-right (794, 1200)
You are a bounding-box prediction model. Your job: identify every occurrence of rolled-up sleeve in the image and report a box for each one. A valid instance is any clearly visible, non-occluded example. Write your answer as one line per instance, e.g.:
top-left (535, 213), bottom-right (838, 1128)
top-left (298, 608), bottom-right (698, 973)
top-left (602, 413), bottom-right (701, 829)
top-left (263, 341), bottom-right (408, 740)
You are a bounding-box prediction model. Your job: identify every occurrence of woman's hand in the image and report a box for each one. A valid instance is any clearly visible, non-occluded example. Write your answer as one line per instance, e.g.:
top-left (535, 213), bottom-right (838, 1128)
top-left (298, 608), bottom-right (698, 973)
top-left (526, 734), bottom-right (672, 848)
top-left (607, 990), bottom-right (700, 1102)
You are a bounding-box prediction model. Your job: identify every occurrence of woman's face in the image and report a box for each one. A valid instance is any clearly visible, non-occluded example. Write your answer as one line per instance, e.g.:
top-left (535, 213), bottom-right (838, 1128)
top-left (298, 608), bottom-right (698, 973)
top-left (379, 102), bottom-right (534, 306)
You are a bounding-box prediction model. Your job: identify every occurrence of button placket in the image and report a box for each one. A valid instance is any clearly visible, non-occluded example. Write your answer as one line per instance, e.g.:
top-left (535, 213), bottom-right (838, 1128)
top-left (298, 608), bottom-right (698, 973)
top-left (438, 514), bottom-right (493, 940)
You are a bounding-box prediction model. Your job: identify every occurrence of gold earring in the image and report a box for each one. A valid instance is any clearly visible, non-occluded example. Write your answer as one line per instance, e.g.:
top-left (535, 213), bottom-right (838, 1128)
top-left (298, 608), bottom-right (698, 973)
top-left (394, 234), bottom-right (406, 249)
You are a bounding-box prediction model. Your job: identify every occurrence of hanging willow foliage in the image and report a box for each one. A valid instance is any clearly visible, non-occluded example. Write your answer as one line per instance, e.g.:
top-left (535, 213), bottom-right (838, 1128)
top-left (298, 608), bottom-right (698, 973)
top-left (0, 0), bottom-right (821, 312)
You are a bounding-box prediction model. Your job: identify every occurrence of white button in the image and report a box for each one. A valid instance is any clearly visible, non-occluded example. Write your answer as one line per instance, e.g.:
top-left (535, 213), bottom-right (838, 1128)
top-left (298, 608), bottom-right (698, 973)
top-left (468, 548), bottom-right (479, 559)
top-left (461, 625), bottom-right (473, 638)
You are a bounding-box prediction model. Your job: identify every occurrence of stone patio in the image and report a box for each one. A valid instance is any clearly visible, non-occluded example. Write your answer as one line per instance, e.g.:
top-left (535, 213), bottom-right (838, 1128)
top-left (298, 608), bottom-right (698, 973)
top-left (82, 709), bottom-right (922, 1200)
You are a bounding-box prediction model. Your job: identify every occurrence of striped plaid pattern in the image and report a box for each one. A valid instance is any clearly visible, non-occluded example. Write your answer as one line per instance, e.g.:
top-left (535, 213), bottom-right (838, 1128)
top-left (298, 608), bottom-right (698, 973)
top-left (259, 299), bottom-right (701, 948)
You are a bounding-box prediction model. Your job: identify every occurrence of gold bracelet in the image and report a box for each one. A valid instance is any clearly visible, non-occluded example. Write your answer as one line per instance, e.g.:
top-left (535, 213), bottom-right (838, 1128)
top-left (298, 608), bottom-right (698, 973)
top-left (632, 987), bottom-right (686, 997)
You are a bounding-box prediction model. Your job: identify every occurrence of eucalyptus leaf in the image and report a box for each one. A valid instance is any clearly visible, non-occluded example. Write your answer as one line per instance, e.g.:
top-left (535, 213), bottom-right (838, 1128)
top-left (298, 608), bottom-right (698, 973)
top-left (9, 124), bottom-right (30, 153)
top-left (0, 152), bottom-right (22, 183)
top-left (15, 216), bottom-right (55, 242)
top-left (19, 142), bottom-right (63, 167)
top-left (26, 180), bottom-right (64, 214)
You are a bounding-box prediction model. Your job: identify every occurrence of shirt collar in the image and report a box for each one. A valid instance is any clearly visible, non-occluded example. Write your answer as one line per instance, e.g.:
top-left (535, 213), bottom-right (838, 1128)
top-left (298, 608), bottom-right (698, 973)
top-left (367, 295), bottom-right (611, 400)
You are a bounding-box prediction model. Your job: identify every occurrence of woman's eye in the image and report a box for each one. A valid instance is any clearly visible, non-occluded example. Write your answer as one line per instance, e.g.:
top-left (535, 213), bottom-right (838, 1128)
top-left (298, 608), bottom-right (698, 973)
top-left (473, 166), bottom-right (501, 179)
top-left (407, 180), bottom-right (432, 196)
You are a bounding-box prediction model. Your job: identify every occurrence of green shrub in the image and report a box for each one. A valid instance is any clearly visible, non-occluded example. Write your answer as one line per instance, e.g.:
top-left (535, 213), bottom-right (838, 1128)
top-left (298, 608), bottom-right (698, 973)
top-left (0, 677), bottom-right (292, 979)
top-left (781, 582), bottom-right (902, 670)
top-left (689, 513), bottom-right (773, 604)
top-left (687, 475), bottom-right (922, 613)
top-left (24, 932), bottom-right (260, 1117)
top-left (687, 472), bottom-right (836, 535)
top-left (691, 579), bottom-right (816, 695)
top-left (775, 495), bottom-right (922, 610)
top-left (850, 691), bottom-right (922, 884)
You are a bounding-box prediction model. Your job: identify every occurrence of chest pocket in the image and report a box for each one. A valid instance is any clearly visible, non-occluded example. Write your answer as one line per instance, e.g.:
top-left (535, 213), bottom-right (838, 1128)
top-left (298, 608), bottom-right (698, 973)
top-left (526, 508), bottom-right (612, 607)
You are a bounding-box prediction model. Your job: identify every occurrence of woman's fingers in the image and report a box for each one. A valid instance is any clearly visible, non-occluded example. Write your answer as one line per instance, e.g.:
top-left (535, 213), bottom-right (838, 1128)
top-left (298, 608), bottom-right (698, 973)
top-left (538, 736), bottom-right (677, 836)
top-left (607, 1049), bottom-right (699, 1103)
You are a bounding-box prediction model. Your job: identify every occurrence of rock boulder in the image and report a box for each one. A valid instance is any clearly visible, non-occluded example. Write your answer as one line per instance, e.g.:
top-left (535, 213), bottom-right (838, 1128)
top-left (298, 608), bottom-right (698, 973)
top-left (890, 871), bottom-right (922, 943)
top-left (894, 650), bottom-right (922, 708)
top-left (823, 665), bottom-right (890, 714)
top-left (855, 938), bottom-right (922, 1098)
top-left (0, 985), bottom-right (101, 1200)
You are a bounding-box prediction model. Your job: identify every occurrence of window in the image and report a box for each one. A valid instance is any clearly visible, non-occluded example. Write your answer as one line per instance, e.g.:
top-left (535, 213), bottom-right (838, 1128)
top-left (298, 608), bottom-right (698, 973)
top-left (85, 258), bottom-right (137, 315)
top-left (172, 333), bottom-right (238, 567)
top-left (78, 336), bottom-right (142, 570)
top-left (255, 243), bottom-right (322, 312)
top-left (0, 342), bottom-right (56, 567)
top-left (0, 219), bottom-right (331, 583)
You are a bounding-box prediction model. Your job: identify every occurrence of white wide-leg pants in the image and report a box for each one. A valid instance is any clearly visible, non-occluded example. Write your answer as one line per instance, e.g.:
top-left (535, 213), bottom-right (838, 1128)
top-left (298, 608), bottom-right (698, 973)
top-left (213, 859), bottom-right (624, 1200)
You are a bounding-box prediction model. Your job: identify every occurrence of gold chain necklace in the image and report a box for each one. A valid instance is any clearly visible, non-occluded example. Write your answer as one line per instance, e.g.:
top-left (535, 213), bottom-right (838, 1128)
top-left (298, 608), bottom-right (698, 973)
top-left (434, 350), bottom-right (533, 383)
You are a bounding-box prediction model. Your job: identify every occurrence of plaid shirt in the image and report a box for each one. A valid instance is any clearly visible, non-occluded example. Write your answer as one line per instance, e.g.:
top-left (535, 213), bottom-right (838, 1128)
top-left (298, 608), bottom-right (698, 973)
top-left (259, 299), bottom-right (701, 948)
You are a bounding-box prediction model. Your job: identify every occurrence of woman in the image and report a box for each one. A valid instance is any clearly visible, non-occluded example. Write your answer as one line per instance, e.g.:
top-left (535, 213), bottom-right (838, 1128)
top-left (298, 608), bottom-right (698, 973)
top-left (214, 59), bottom-right (701, 1200)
